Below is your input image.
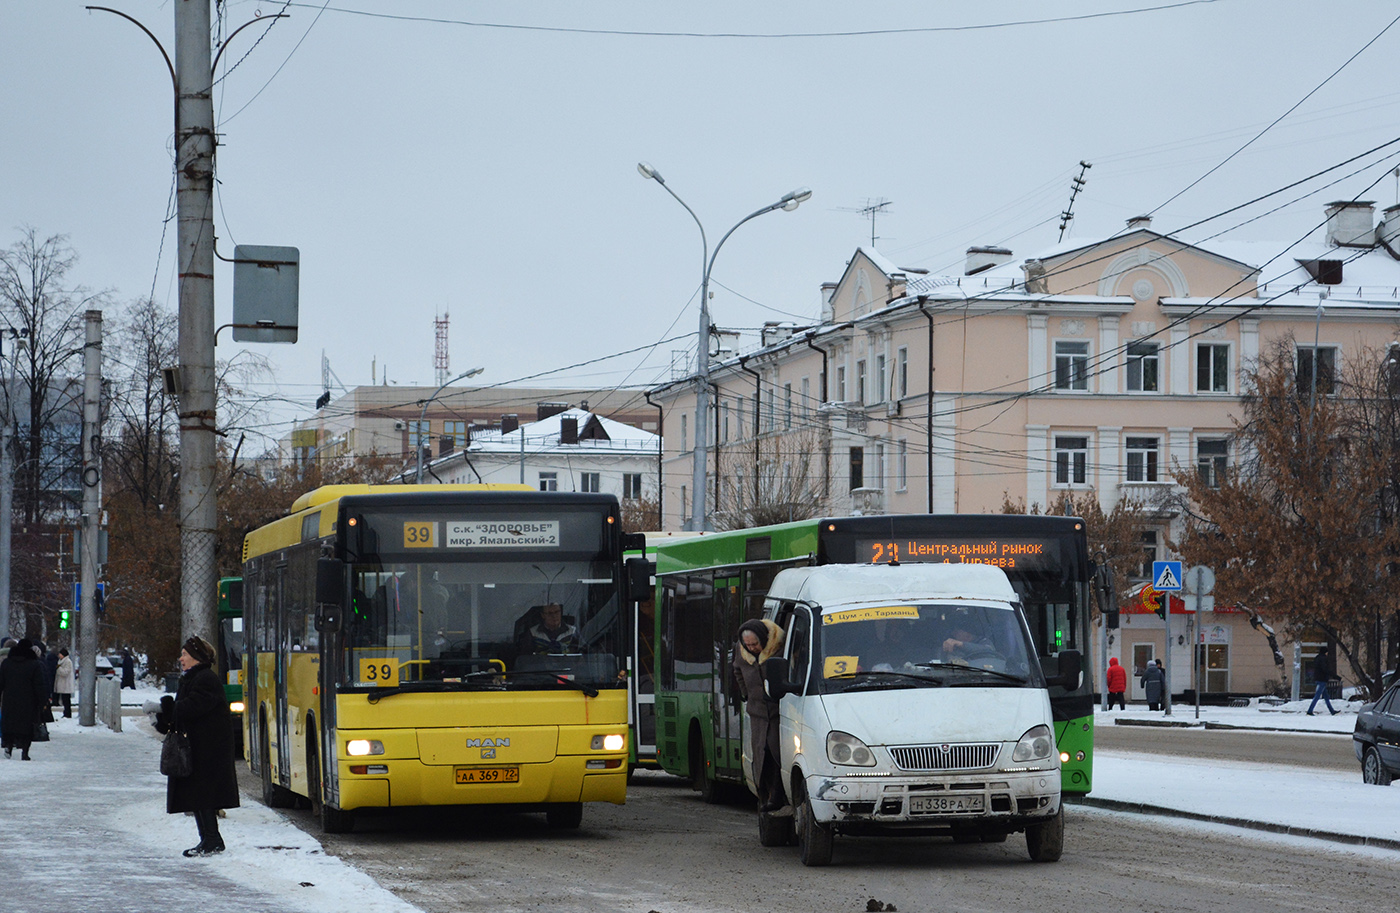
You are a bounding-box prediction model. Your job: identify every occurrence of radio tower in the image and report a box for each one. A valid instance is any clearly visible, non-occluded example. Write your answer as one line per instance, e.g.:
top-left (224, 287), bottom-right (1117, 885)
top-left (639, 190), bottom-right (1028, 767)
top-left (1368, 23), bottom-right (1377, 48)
top-left (434, 312), bottom-right (450, 385)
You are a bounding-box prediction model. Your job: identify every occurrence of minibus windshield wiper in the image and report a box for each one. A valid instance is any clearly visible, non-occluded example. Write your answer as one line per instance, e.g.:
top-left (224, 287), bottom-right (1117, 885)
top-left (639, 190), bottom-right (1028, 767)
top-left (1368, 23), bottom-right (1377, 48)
top-left (913, 662), bottom-right (1029, 685)
top-left (828, 670), bottom-right (943, 688)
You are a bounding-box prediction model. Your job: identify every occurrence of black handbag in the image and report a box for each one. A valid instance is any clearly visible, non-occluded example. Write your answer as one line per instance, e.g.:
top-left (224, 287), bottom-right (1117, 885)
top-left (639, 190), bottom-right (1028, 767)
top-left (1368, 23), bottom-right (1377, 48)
top-left (32, 721), bottom-right (50, 742)
top-left (160, 730), bottom-right (193, 778)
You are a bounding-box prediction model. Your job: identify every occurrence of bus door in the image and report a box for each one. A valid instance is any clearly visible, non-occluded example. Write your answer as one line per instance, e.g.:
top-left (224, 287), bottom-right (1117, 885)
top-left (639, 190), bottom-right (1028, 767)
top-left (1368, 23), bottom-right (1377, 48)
top-left (631, 585), bottom-right (657, 763)
top-left (713, 574), bottom-right (743, 779)
top-left (274, 564), bottom-right (292, 786)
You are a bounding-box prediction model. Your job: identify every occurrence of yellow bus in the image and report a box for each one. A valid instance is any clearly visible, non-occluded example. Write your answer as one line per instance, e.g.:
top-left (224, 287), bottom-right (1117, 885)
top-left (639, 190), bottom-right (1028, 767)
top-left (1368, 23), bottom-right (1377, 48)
top-left (242, 484), bottom-right (641, 833)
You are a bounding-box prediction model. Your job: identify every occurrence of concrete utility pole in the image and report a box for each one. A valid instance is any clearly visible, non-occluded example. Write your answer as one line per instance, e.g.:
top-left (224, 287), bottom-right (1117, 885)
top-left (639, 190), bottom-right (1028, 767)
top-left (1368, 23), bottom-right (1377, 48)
top-left (78, 311), bottom-right (103, 727)
top-left (0, 410), bottom-right (12, 641)
top-left (175, 0), bottom-right (219, 648)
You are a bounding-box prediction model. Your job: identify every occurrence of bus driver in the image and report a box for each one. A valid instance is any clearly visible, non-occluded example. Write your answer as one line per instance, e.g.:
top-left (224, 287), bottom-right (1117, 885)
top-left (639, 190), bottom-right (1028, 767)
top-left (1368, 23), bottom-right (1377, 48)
top-left (520, 603), bottom-right (579, 655)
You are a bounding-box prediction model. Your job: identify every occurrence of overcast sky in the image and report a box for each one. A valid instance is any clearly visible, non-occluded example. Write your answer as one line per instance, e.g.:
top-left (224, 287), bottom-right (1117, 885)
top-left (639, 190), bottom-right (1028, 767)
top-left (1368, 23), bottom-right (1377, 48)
top-left (4, 1), bottom-right (1400, 446)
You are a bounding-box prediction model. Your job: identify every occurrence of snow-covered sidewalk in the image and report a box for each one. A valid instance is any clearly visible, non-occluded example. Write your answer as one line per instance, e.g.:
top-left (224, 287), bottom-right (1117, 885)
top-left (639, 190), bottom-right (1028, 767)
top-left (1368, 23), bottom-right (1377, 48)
top-left (0, 712), bottom-right (422, 913)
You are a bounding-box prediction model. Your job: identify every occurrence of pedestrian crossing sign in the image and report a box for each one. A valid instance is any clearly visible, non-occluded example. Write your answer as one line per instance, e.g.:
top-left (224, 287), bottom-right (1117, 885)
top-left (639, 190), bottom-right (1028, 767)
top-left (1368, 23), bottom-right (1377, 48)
top-left (1152, 560), bottom-right (1183, 591)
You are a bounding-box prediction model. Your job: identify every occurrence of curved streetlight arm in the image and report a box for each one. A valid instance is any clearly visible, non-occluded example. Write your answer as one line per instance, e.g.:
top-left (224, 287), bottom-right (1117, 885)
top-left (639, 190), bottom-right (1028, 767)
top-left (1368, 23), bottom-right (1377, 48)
top-left (651, 180), bottom-right (708, 288)
top-left (211, 14), bottom-right (291, 74)
top-left (86, 7), bottom-right (177, 95)
top-left (414, 367), bottom-right (484, 483)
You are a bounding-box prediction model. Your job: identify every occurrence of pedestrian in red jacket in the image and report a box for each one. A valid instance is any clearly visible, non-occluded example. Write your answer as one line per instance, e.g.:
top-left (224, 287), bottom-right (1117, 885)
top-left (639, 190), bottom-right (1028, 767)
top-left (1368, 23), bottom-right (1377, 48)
top-left (1105, 657), bottom-right (1127, 710)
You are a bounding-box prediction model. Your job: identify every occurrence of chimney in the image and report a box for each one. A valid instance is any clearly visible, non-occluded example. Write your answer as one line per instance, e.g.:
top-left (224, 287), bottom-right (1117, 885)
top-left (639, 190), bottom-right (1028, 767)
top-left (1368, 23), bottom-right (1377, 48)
top-left (560, 416), bottom-right (578, 445)
top-left (761, 321), bottom-right (797, 347)
top-left (500, 414), bottom-right (518, 434)
top-left (438, 436), bottom-right (454, 457)
top-left (579, 399), bottom-right (589, 412)
top-left (1378, 204), bottom-right (1400, 255)
top-left (1324, 200), bottom-right (1376, 247)
top-left (964, 246), bottom-right (1013, 276)
top-left (1126, 214), bottom-right (1152, 231)
top-left (537, 401), bottom-right (568, 421)
top-left (820, 282), bottom-right (837, 323)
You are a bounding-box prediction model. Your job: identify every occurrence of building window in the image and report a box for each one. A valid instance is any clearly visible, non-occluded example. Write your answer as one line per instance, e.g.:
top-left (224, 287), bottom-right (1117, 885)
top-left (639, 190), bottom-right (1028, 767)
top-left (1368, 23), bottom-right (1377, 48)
top-left (579, 472), bottom-right (600, 493)
top-left (623, 473), bottom-right (643, 499)
top-left (736, 396), bottom-right (745, 440)
top-left (408, 420), bottom-right (430, 449)
top-left (896, 439), bottom-right (908, 491)
top-left (784, 383), bottom-right (793, 429)
top-left (874, 442), bottom-right (886, 490)
top-left (1197, 344), bottom-right (1229, 393)
top-left (442, 420), bottom-right (467, 449)
top-left (680, 485), bottom-right (687, 520)
top-left (800, 376), bottom-right (810, 418)
top-left (1297, 345), bottom-right (1338, 396)
top-left (680, 413), bottom-right (688, 452)
top-left (538, 471), bottom-right (558, 492)
top-left (897, 347), bottom-right (909, 399)
top-left (1055, 341), bottom-right (1090, 391)
top-left (875, 354), bottom-right (887, 403)
top-left (1197, 439), bottom-right (1228, 489)
top-left (836, 366), bottom-right (847, 402)
top-left (765, 383), bottom-right (775, 432)
top-left (1054, 436), bottom-right (1088, 486)
top-left (856, 360), bottom-right (867, 404)
top-left (1138, 529), bottom-right (1159, 579)
top-left (1126, 342), bottom-right (1160, 393)
top-left (849, 446), bottom-right (864, 492)
top-left (1126, 436), bottom-right (1159, 482)
top-left (721, 400), bottom-right (730, 443)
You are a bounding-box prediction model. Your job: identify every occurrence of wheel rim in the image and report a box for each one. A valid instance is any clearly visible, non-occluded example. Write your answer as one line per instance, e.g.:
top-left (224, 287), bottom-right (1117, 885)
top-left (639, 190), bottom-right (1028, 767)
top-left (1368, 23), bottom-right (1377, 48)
top-left (1364, 750), bottom-right (1379, 783)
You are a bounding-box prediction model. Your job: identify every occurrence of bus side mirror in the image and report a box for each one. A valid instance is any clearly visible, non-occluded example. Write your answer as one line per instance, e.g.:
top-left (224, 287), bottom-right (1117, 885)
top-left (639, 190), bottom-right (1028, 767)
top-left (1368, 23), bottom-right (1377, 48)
top-left (315, 557), bottom-right (345, 633)
top-left (624, 557), bottom-right (655, 604)
top-left (1042, 649), bottom-right (1082, 690)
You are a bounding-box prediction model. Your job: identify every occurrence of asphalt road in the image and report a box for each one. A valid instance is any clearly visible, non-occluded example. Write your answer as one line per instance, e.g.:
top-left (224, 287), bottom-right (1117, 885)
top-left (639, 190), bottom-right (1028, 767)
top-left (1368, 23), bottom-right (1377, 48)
top-left (241, 753), bottom-right (1394, 913)
top-left (1095, 720), bottom-right (1358, 772)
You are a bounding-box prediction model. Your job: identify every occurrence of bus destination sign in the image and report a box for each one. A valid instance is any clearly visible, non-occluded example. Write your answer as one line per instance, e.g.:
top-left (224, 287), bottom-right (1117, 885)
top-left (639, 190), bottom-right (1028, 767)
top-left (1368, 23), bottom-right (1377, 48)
top-left (856, 536), bottom-right (1060, 571)
top-left (446, 520), bottom-right (560, 548)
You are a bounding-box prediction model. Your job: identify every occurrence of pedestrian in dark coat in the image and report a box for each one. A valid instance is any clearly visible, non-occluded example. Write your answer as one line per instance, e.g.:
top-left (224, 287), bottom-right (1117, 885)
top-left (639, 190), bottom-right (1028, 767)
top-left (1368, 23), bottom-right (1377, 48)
top-left (43, 645), bottom-right (59, 704)
top-left (1141, 658), bottom-right (1166, 712)
top-left (1105, 657), bottom-right (1127, 710)
top-left (0, 638), bottom-right (50, 760)
top-left (732, 618), bottom-right (786, 811)
top-left (120, 649), bottom-right (136, 690)
top-left (154, 636), bottom-right (238, 857)
top-left (1306, 645), bottom-right (1339, 716)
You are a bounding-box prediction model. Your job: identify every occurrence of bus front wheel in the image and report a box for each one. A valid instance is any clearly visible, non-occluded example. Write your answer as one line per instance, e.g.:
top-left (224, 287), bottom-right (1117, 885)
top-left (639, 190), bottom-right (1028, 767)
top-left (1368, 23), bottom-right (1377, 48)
top-left (307, 733), bottom-right (355, 834)
top-left (688, 725), bottom-right (721, 804)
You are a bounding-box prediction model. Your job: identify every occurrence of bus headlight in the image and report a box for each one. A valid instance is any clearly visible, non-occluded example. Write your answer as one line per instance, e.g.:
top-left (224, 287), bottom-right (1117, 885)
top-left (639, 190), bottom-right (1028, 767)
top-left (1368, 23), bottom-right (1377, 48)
top-left (591, 734), bottom-right (625, 751)
top-left (826, 731), bottom-right (876, 767)
top-left (346, 739), bottom-right (385, 756)
top-left (1012, 725), bottom-right (1053, 762)
top-left (228, 701), bottom-right (245, 714)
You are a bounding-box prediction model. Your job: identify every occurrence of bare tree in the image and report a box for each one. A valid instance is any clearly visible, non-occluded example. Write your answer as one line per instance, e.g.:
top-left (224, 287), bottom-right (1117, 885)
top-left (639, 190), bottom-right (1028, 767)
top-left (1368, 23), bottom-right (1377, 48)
top-left (1172, 338), bottom-right (1400, 698)
top-left (713, 428), bottom-right (829, 530)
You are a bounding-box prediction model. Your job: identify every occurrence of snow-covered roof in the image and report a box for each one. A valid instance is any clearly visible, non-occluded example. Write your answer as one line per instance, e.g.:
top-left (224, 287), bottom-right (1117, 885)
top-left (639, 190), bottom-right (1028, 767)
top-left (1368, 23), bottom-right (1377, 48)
top-left (462, 408), bottom-right (658, 455)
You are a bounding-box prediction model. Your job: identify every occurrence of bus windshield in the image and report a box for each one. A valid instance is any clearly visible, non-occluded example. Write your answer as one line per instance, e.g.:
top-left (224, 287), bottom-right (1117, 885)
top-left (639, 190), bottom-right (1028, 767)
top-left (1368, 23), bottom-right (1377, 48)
top-left (344, 557), bottom-right (622, 689)
top-left (815, 602), bottom-right (1038, 692)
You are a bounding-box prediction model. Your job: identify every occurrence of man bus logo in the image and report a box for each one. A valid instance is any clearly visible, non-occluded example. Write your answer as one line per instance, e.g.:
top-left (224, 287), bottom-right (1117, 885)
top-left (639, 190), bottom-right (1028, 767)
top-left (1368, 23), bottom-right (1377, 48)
top-left (466, 738), bottom-right (510, 748)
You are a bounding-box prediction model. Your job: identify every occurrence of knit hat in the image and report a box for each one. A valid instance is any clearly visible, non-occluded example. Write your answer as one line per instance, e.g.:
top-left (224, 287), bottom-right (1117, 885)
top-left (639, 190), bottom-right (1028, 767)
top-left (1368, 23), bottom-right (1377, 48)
top-left (182, 636), bottom-right (217, 666)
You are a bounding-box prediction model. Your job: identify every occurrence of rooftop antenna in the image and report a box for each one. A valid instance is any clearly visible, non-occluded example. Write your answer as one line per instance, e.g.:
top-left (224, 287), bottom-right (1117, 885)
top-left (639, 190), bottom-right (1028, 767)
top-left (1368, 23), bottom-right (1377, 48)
top-left (318, 350), bottom-right (348, 410)
top-left (837, 198), bottom-right (892, 247)
top-left (434, 311), bottom-right (450, 386)
top-left (1058, 161), bottom-right (1092, 242)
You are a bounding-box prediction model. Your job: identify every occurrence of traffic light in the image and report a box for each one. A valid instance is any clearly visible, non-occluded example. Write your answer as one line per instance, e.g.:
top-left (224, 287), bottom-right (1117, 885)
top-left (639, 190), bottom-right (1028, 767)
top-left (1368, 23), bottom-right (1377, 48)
top-left (59, 609), bottom-right (71, 630)
top-left (1153, 592), bottom-right (1167, 619)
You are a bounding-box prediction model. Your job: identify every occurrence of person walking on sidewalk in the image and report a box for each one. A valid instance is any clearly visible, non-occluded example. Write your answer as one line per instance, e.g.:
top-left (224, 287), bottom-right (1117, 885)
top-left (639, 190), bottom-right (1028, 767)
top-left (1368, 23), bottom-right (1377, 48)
top-left (0, 638), bottom-right (49, 760)
top-left (154, 636), bottom-right (239, 857)
top-left (54, 649), bottom-right (74, 719)
top-left (1105, 657), bottom-right (1127, 710)
top-left (1141, 658), bottom-right (1166, 712)
top-left (1306, 645), bottom-right (1340, 716)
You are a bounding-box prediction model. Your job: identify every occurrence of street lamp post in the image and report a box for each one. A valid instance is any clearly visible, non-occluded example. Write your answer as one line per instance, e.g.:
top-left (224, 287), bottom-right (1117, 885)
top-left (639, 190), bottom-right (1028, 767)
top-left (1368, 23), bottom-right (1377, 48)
top-left (0, 327), bottom-right (28, 640)
top-left (414, 367), bottom-right (484, 484)
top-left (637, 162), bottom-right (811, 530)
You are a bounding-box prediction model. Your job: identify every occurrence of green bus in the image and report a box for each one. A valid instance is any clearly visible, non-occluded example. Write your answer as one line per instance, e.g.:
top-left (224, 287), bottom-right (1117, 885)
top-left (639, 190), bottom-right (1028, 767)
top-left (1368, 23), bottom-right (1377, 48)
top-left (652, 514), bottom-right (1096, 799)
top-left (217, 576), bottom-right (246, 754)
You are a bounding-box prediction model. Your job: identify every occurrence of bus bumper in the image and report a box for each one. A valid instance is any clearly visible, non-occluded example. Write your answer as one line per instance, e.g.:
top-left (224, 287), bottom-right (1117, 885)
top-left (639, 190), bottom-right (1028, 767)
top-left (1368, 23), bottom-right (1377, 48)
top-left (337, 756), bottom-right (627, 810)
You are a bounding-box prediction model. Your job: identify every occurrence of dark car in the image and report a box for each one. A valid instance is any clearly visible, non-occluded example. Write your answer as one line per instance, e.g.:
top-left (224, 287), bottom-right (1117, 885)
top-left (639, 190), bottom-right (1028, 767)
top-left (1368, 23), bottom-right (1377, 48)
top-left (1353, 682), bottom-right (1400, 786)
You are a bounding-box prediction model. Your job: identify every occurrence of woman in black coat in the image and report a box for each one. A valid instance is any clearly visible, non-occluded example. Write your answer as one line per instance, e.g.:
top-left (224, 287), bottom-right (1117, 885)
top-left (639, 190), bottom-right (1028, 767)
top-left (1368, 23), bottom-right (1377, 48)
top-left (0, 638), bottom-right (49, 760)
top-left (732, 619), bottom-right (786, 811)
top-left (155, 636), bottom-right (239, 857)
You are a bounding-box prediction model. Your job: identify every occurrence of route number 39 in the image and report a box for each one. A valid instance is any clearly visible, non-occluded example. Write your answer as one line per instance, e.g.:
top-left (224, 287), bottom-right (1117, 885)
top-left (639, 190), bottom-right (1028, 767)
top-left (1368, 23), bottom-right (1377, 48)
top-left (403, 521), bottom-right (436, 548)
top-left (359, 659), bottom-right (399, 687)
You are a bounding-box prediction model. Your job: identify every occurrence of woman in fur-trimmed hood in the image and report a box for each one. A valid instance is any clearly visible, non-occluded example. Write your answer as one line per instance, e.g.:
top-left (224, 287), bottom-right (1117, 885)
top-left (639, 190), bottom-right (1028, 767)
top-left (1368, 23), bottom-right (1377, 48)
top-left (732, 619), bottom-right (786, 811)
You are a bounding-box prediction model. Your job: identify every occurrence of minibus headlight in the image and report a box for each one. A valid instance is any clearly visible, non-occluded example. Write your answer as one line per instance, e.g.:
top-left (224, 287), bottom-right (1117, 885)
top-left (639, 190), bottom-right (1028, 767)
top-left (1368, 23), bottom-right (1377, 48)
top-left (826, 731), bottom-right (876, 767)
top-left (1012, 725), bottom-right (1053, 762)
top-left (591, 734), bottom-right (625, 751)
top-left (228, 701), bottom-right (245, 714)
top-left (346, 739), bottom-right (385, 756)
